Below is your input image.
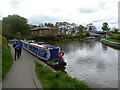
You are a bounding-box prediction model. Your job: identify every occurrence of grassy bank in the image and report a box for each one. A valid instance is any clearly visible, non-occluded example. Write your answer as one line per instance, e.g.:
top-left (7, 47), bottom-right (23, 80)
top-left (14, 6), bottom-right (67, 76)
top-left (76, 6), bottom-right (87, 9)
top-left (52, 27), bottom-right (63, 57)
top-left (35, 61), bottom-right (90, 89)
top-left (101, 40), bottom-right (120, 46)
top-left (106, 38), bottom-right (120, 43)
top-left (0, 36), bottom-right (2, 82)
top-left (102, 33), bottom-right (120, 47)
top-left (2, 36), bottom-right (13, 80)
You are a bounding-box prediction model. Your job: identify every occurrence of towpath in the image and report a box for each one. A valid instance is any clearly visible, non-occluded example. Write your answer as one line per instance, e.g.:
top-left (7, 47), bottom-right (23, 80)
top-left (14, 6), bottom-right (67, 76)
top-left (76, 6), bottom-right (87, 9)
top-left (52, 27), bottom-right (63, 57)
top-left (3, 44), bottom-right (43, 88)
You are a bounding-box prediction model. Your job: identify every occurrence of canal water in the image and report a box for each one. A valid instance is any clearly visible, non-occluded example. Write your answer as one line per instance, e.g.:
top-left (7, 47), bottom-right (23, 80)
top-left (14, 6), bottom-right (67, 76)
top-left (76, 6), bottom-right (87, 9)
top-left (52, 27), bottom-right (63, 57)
top-left (54, 40), bottom-right (119, 88)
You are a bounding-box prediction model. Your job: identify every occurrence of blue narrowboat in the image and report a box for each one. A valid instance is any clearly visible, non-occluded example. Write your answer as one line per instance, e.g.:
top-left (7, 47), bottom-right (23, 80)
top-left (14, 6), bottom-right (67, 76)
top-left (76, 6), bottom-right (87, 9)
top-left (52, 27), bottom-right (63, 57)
top-left (9, 40), bottom-right (66, 69)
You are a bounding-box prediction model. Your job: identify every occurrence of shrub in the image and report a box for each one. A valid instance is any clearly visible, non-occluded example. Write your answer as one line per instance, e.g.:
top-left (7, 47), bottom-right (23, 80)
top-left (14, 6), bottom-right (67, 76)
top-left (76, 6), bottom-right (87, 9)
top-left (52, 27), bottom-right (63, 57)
top-left (85, 31), bottom-right (90, 37)
top-left (111, 34), bottom-right (120, 40)
top-left (31, 35), bottom-right (57, 42)
top-left (76, 32), bottom-right (85, 38)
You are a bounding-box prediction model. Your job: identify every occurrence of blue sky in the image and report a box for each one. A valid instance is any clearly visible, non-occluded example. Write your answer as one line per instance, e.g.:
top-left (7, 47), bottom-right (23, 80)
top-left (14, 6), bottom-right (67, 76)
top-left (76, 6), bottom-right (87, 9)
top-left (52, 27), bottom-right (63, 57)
top-left (0, 0), bottom-right (119, 30)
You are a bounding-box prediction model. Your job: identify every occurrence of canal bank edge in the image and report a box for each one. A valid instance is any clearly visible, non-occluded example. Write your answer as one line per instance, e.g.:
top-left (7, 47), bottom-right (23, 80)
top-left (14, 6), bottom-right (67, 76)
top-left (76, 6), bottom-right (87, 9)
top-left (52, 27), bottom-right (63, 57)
top-left (34, 61), bottom-right (90, 89)
top-left (101, 39), bottom-right (120, 49)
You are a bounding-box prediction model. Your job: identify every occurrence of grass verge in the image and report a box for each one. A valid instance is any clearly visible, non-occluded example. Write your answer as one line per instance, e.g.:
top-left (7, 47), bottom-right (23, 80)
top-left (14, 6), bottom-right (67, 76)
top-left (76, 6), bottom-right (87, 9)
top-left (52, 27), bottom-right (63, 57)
top-left (101, 40), bottom-right (120, 46)
top-left (2, 36), bottom-right (13, 80)
top-left (35, 61), bottom-right (90, 89)
top-left (0, 35), bottom-right (2, 82)
top-left (106, 38), bottom-right (120, 43)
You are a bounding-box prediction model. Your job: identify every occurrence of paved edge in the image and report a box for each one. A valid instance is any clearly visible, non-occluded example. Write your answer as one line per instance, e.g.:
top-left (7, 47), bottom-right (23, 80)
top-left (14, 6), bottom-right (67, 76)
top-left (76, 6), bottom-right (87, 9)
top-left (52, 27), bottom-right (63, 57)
top-left (3, 44), bottom-right (43, 88)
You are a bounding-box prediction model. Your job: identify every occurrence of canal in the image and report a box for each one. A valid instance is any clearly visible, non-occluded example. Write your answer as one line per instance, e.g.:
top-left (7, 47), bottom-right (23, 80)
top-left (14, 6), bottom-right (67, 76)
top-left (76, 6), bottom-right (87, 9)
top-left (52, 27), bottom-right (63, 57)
top-left (54, 40), bottom-right (119, 88)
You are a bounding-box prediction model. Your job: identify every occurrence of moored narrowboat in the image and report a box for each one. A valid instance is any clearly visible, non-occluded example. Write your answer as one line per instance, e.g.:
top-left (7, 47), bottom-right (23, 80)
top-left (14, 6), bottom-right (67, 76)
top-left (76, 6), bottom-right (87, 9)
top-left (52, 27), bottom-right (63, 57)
top-left (9, 40), bottom-right (67, 69)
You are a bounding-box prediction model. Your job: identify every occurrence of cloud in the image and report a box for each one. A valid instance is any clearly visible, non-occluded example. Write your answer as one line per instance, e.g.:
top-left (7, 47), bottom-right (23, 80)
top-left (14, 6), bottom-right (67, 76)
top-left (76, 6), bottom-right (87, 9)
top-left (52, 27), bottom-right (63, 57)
top-left (51, 8), bottom-right (61, 13)
top-left (119, 1), bottom-right (120, 29)
top-left (0, 0), bottom-right (119, 30)
top-left (28, 15), bottom-right (70, 25)
top-left (78, 8), bottom-right (99, 13)
top-left (98, 1), bottom-right (106, 9)
top-left (9, 0), bottom-right (25, 8)
top-left (110, 21), bottom-right (117, 25)
top-left (92, 19), bottom-right (103, 23)
top-left (118, 1), bottom-right (120, 22)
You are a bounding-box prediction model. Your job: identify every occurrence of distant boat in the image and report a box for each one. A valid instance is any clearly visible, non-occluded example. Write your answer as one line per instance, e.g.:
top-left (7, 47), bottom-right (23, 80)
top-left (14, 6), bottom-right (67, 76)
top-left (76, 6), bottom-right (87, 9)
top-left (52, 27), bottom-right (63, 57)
top-left (86, 36), bottom-right (95, 39)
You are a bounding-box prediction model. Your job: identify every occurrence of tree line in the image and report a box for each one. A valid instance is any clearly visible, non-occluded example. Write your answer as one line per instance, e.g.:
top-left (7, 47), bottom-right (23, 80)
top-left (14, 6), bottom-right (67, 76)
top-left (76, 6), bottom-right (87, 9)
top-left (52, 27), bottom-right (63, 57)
top-left (2, 14), bottom-right (119, 39)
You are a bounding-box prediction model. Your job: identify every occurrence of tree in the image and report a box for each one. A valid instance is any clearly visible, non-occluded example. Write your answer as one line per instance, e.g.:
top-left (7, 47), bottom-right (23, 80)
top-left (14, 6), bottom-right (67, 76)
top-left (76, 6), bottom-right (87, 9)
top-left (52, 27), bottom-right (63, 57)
top-left (70, 23), bottom-right (77, 34)
top-left (62, 22), bottom-right (69, 34)
top-left (2, 14), bottom-right (29, 39)
top-left (45, 23), bottom-right (54, 27)
top-left (2, 22), bottom-right (13, 38)
top-left (85, 31), bottom-right (90, 37)
top-left (86, 23), bottom-right (97, 31)
top-left (77, 25), bottom-right (85, 33)
top-left (112, 27), bottom-right (119, 33)
top-left (55, 22), bottom-right (70, 34)
top-left (102, 22), bottom-right (110, 31)
top-left (77, 32), bottom-right (84, 38)
top-left (114, 28), bottom-right (119, 33)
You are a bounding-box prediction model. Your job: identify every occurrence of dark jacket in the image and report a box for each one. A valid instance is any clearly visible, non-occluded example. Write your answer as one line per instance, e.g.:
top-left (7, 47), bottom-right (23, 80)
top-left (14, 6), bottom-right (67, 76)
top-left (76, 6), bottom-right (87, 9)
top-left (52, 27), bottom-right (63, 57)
top-left (12, 43), bottom-right (20, 50)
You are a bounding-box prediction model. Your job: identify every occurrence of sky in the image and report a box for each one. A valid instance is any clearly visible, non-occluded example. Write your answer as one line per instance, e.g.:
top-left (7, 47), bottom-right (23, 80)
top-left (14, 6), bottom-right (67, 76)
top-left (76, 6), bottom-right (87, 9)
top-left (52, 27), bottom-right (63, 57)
top-left (0, 0), bottom-right (119, 30)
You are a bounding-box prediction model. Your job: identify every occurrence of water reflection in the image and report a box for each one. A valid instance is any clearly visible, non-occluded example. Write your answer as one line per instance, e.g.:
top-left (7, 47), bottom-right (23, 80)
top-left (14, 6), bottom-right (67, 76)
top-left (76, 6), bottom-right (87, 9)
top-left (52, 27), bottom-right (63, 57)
top-left (96, 61), bottom-right (106, 71)
top-left (54, 40), bottom-right (118, 88)
top-left (85, 40), bottom-right (96, 49)
top-left (76, 56), bottom-right (94, 64)
top-left (102, 44), bottom-right (108, 51)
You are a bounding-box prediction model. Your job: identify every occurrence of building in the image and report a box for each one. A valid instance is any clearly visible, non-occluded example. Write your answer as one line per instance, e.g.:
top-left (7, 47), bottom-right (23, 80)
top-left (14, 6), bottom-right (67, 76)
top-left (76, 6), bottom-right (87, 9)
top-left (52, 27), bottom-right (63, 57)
top-left (30, 26), bottom-right (52, 36)
top-left (97, 31), bottom-right (113, 38)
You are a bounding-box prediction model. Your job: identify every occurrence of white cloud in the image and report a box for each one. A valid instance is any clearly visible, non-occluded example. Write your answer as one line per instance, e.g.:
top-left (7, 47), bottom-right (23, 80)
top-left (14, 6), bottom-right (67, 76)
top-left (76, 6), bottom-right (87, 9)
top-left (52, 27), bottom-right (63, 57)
top-left (9, 0), bottom-right (25, 8)
top-left (0, 0), bottom-right (119, 30)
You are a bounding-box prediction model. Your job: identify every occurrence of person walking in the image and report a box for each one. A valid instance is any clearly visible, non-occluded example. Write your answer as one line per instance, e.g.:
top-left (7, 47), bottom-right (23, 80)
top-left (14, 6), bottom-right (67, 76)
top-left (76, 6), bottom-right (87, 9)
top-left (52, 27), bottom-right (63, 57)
top-left (18, 40), bottom-right (23, 56)
top-left (12, 41), bottom-right (20, 60)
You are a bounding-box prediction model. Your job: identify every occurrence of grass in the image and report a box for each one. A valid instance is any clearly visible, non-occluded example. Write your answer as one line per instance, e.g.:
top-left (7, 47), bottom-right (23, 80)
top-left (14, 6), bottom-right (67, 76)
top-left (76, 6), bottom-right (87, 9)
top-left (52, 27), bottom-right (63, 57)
top-left (35, 61), bottom-right (90, 89)
top-left (106, 38), bottom-right (120, 43)
top-left (112, 34), bottom-right (120, 40)
top-left (0, 35), bottom-right (2, 82)
top-left (2, 36), bottom-right (13, 80)
top-left (101, 40), bottom-right (120, 46)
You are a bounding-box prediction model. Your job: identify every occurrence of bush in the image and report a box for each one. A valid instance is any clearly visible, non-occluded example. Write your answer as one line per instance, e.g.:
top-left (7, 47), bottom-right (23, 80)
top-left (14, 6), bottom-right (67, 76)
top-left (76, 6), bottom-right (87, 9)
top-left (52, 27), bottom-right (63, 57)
top-left (85, 31), bottom-right (90, 37)
top-left (111, 34), bottom-right (120, 40)
top-left (76, 32), bottom-right (85, 38)
top-left (57, 34), bottom-right (84, 40)
top-left (31, 35), bottom-right (57, 42)
top-left (31, 33), bottom-right (85, 41)
top-left (2, 36), bottom-right (13, 80)
top-left (57, 34), bottom-right (73, 40)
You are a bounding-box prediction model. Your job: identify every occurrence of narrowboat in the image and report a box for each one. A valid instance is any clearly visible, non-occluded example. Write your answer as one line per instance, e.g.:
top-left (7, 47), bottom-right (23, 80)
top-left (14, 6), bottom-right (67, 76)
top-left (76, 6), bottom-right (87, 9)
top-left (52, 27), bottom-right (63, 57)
top-left (9, 40), bottom-right (67, 69)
